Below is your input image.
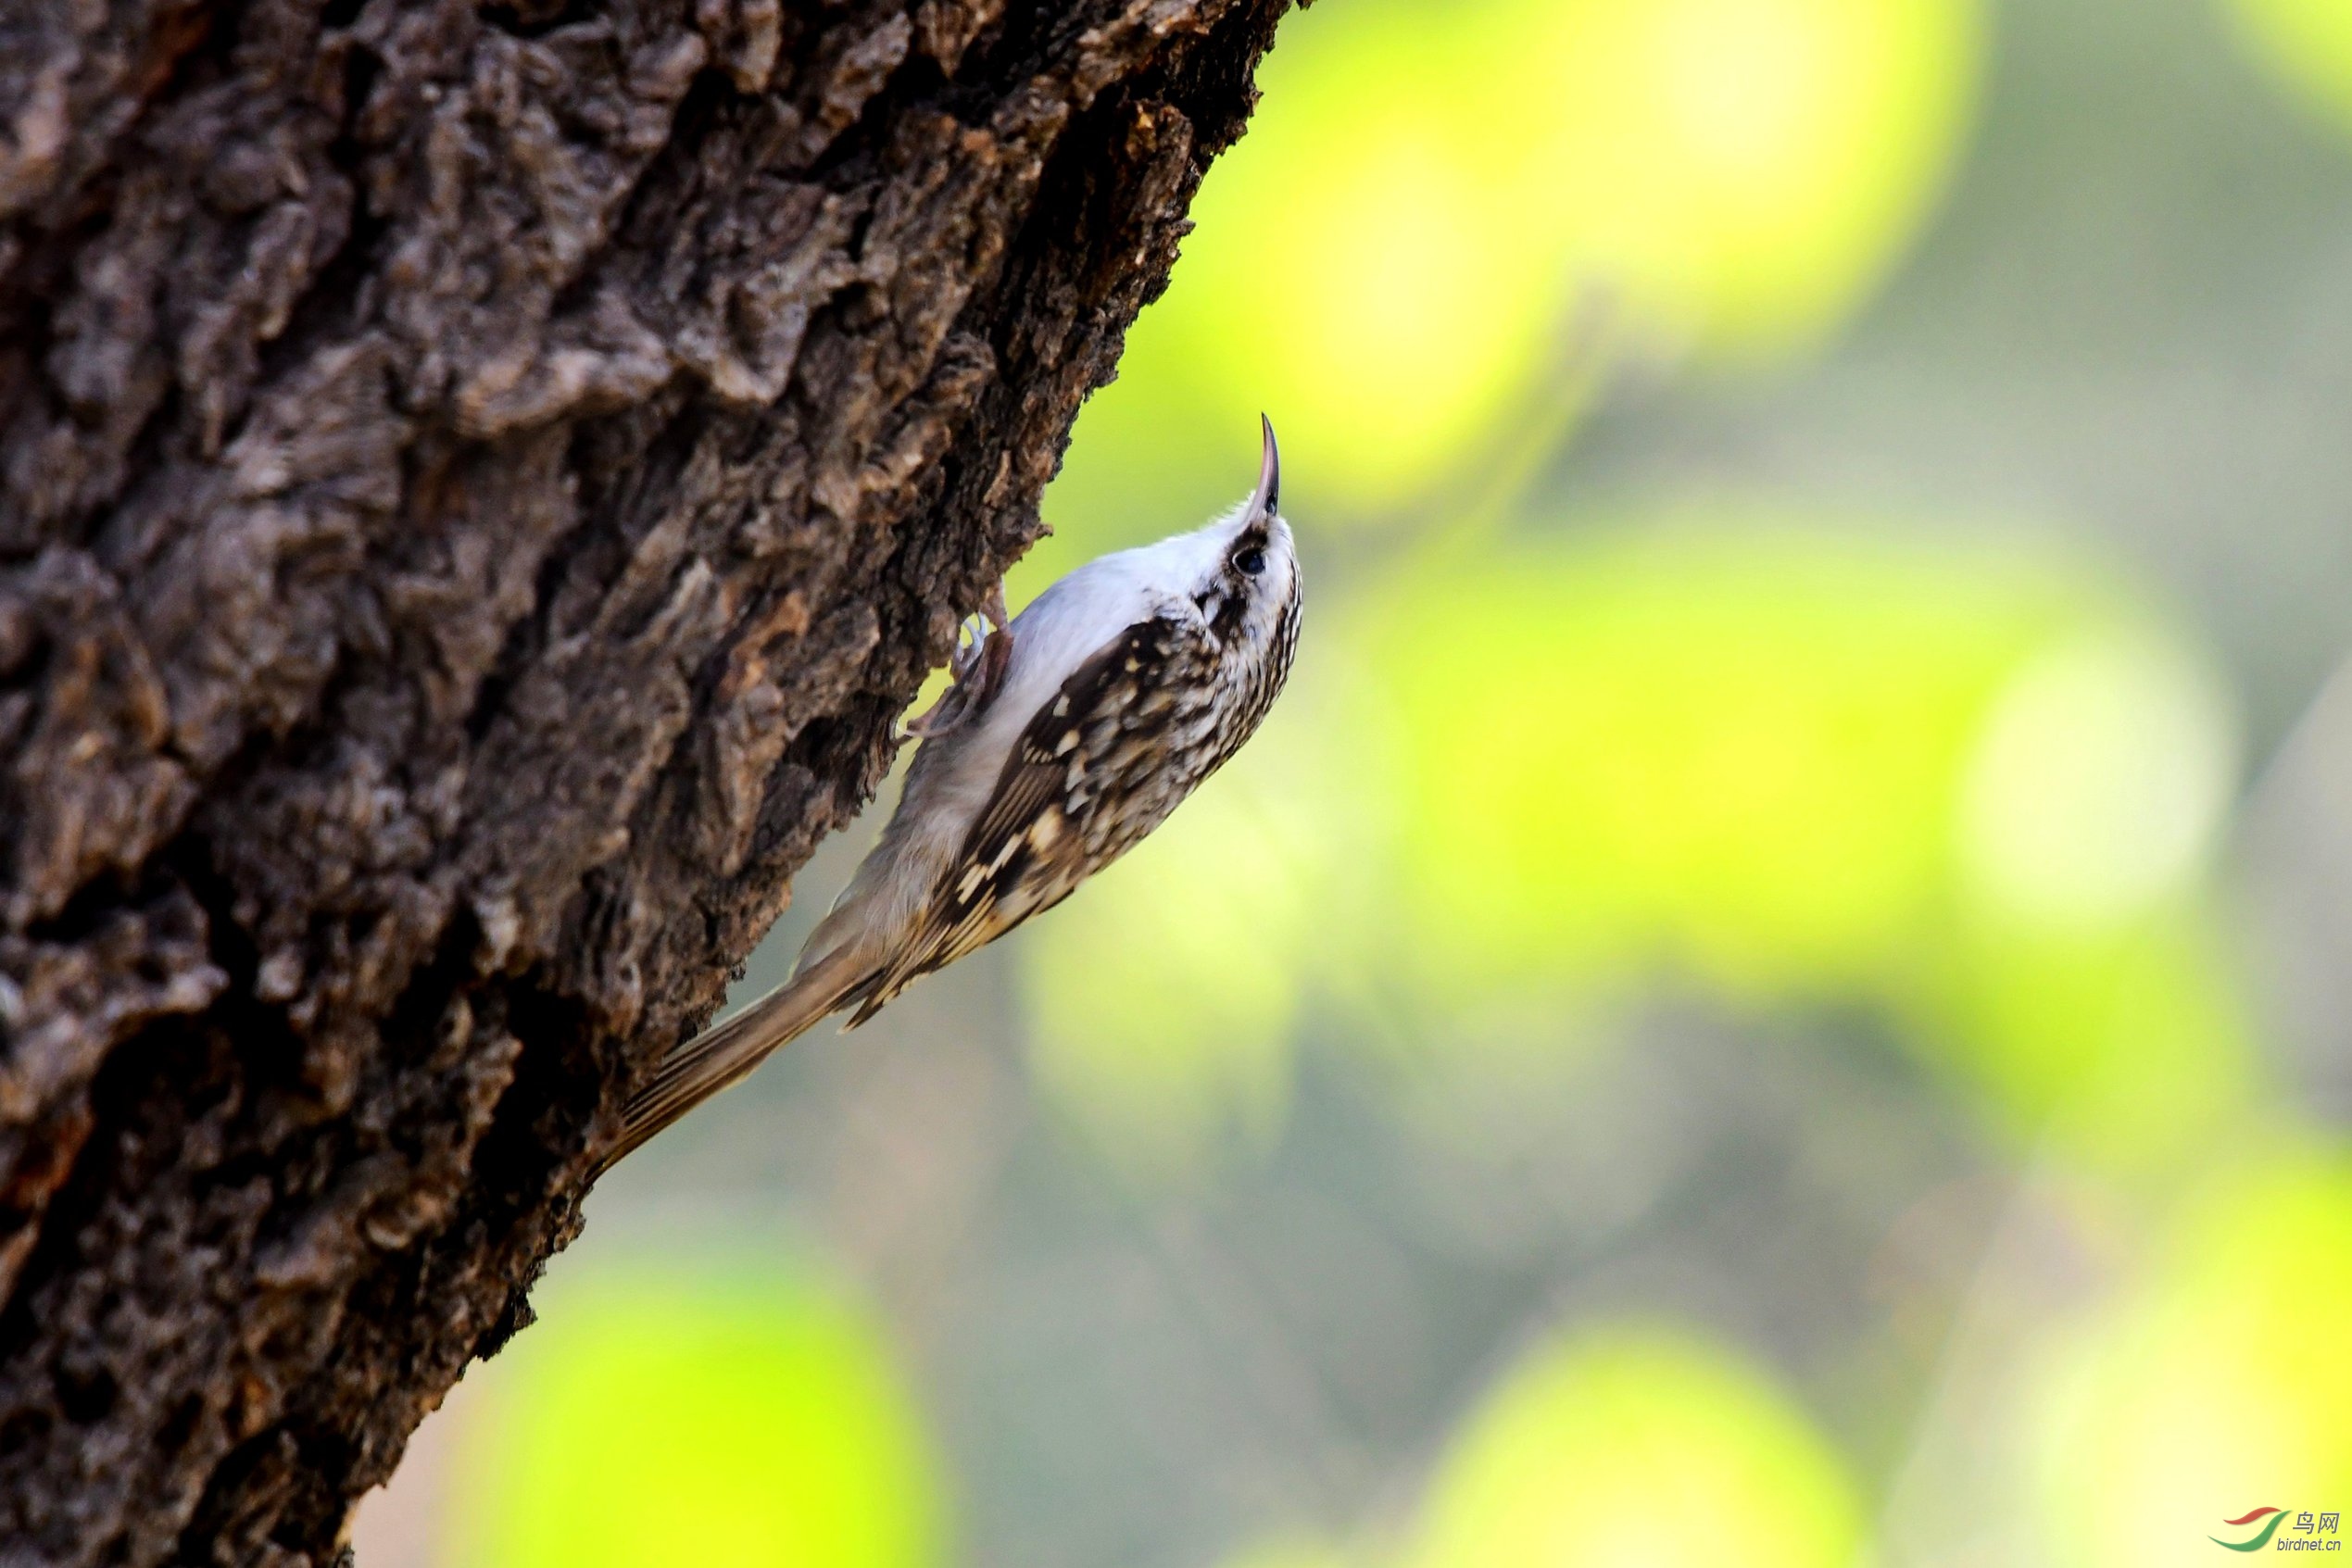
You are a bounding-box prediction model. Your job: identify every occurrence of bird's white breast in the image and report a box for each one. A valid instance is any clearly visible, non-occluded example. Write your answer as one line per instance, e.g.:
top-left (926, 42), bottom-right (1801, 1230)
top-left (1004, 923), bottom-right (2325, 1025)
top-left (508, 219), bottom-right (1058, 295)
top-left (792, 543), bottom-right (1189, 975)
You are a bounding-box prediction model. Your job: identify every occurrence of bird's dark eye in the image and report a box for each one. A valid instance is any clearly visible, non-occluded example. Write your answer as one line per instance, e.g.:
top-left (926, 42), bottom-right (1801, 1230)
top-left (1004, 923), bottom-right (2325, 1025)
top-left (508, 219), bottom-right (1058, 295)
top-left (1233, 546), bottom-right (1267, 577)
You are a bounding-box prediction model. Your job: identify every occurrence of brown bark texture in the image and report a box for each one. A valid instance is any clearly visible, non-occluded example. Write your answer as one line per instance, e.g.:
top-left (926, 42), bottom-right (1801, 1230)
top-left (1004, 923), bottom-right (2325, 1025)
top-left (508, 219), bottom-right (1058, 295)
top-left (0, 0), bottom-right (1290, 1559)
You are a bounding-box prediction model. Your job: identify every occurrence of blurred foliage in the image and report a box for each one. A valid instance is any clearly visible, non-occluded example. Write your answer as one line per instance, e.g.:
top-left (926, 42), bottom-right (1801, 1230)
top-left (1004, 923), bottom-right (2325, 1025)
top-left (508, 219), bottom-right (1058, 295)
top-left (1406, 1329), bottom-right (1864, 1568)
top-left (2229, 0), bottom-right (2352, 134)
top-left (2028, 1150), bottom-right (2352, 1567)
top-left (440, 1269), bottom-right (943, 1568)
top-left (1364, 527), bottom-right (2064, 1001)
top-left (1022, 519), bottom-right (2258, 1179)
top-left (1207, 1331), bottom-right (1865, 1568)
top-left (1023, 751), bottom-right (1307, 1175)
top-left (1215, 1541), bottom-right (1358, 1568)
top-left (1030, 0), bottom-right (1981, 563)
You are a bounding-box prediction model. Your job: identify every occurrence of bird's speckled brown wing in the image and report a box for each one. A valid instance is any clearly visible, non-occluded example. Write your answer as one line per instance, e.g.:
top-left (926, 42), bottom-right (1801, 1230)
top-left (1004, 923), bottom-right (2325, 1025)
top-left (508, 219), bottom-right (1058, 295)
top-left (848, 611), bottom-right (1222, 1022)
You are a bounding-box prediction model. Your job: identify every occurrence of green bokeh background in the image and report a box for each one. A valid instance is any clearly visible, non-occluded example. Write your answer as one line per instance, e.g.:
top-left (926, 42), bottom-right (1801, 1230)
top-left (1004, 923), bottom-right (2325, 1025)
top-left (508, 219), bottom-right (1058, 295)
top-left (358, 1), bottom-right (2352, 1564)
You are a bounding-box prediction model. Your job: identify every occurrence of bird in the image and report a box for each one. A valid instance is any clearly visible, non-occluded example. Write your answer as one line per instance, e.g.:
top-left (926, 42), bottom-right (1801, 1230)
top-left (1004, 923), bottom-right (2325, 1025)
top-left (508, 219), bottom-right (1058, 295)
top-left (600, 416), bottom-right (1302, 1172)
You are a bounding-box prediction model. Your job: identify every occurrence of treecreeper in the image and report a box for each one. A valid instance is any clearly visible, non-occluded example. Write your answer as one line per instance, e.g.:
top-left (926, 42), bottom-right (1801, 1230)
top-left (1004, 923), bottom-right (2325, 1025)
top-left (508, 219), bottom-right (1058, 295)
top-left (607, 417), bottom-right (1302, 1169)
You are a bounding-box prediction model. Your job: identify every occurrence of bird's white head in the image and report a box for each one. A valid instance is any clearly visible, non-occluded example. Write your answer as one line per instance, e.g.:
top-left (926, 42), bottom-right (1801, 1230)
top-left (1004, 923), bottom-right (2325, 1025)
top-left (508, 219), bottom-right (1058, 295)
top-left (1156, 413), bottom-right (1301, 668)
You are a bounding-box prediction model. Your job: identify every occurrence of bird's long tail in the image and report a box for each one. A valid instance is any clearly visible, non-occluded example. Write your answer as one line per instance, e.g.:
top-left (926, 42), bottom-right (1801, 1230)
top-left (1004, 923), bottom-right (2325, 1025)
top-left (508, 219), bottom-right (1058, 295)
top-left (597, 945), bottom-right (867, 1174)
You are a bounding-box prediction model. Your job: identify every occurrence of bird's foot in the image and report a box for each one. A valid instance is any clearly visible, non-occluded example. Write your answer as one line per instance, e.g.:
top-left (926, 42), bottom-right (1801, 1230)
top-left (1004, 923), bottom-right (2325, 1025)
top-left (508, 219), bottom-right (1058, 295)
top-left (902, 580), bottom-right (1013, 739)
top-left (973, 580), bottom-right (1013, 702)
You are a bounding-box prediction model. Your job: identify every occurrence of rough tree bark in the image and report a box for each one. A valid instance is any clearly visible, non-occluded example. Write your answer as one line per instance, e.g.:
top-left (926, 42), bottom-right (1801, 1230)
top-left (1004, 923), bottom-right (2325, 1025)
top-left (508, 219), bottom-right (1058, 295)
top-left (0, 0), bottom-right (1292, 1560)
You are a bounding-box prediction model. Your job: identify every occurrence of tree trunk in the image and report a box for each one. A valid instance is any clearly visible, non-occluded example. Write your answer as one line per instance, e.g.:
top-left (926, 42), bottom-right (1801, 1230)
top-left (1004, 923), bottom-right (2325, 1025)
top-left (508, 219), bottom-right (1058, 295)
top-left (0, 0), bottom-right (1289, 1559)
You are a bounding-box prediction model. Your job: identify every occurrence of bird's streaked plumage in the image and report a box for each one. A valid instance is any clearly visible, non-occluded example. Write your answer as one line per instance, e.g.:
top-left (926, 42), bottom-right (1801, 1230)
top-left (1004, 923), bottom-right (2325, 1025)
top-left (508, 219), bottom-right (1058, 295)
top-left (603, 418), bottom-right (1302, 1170)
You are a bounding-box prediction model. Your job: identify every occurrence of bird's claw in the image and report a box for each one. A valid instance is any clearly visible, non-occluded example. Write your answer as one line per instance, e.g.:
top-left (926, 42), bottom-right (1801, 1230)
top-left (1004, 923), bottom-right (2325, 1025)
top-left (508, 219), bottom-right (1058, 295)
top-left (974, 581), bottom-right (1012, 698)
top-left (902, 581), bottom-right (1013, 740)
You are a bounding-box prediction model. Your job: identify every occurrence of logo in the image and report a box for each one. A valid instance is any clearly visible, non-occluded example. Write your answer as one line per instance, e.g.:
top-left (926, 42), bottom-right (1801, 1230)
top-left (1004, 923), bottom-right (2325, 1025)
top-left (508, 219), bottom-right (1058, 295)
top-left (2213, 1509), bottom-right (2343, 1552)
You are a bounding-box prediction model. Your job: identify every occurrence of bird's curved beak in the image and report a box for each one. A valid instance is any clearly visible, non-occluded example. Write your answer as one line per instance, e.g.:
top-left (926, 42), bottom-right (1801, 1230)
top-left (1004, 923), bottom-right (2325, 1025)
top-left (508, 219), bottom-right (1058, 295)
top-left (1251, 413), bottom-right (1280, 520)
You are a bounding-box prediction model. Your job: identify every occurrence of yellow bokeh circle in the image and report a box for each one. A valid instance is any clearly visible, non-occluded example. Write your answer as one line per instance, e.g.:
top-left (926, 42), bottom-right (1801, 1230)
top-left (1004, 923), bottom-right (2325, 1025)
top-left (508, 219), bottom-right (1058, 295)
top-left (1408, 1328), bottom-right (1866, 1568)
top-left (1048, 0), bottom-right (1981, 532)
top-left (2229, 0), bottom-right (2352, 134)
top-left (442, 1273), bottom-right (944, 1568)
